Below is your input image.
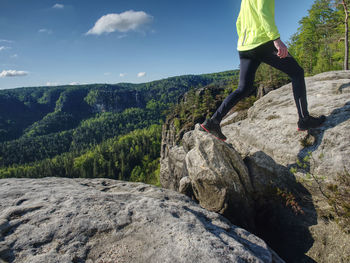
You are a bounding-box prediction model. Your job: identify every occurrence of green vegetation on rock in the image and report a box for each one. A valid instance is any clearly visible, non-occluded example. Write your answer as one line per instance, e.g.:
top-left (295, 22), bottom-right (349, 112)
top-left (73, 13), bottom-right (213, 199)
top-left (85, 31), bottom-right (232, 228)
top-left (0, 71), bottom-right (237, 185)
top-left (288, 0), bottom-right (349, 74)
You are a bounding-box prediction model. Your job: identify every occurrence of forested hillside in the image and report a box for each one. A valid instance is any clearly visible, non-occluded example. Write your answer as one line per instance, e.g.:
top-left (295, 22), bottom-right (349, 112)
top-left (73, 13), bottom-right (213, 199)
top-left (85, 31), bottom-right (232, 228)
top-left (288, 0), bottom-right (349, 74)
top-left (0, 71), bottom-right (238, 183)
top-left (0, 74), bottom-right (232, 143)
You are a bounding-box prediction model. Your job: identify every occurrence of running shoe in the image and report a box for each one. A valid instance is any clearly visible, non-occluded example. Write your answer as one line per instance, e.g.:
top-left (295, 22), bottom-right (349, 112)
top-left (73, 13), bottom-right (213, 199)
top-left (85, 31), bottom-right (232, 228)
top-left (200, 118), bottom-right (227, 141)
top-left (297, 115), bottom-right (326, 131)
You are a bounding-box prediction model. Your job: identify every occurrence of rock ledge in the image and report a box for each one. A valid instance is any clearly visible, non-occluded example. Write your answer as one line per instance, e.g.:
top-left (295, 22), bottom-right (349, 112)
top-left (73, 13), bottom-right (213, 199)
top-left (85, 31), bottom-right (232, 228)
top-left (0, 177), bottom-right (284, 263)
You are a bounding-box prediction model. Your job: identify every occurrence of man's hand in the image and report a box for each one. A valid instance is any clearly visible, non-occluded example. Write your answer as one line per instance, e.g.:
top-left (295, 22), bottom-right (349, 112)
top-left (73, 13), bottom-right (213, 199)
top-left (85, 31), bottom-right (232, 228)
top-left (273, 38), bottom-right (288, 58)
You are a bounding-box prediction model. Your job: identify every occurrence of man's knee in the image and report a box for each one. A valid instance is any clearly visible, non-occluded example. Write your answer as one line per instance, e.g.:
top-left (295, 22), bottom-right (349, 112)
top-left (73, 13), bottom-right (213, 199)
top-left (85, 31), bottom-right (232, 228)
top-left (235, 84), bottom-right (254, 98)
top-left (287, 64), bottom-right (304, 80)
top-left (296, 65), bottom-right (304, 76)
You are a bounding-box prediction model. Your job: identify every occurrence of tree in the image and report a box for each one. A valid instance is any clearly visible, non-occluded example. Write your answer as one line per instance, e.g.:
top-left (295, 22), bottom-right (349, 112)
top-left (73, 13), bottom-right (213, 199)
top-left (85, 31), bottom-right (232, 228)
top-left (202, 89), bottom-right (216, 118)
top-left (288, 0), bottom-right (346, 74)
top-left (334, 0), bottom-right (349, 69)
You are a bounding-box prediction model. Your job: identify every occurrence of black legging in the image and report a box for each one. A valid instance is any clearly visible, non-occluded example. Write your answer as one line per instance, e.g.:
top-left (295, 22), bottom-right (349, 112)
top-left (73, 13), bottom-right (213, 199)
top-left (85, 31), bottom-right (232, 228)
top-left (211, 40), bottom-right (309, 123)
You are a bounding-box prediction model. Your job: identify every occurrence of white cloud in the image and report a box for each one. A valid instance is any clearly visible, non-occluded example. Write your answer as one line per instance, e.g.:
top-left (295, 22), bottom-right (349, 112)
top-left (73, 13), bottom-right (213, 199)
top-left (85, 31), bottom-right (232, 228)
top-left (0, 70), bottom-right (28, 78)
top-left (11, 54), bottom-right (18, 58)
top-left (53, 4), bottom-right (64, 9)
top-left (69, 82), bottom-right (80, 85)
top-left (137, 72), bottom-right (146, 78)
top-left (0, 46), bottom-right (10, 51)
top-left (119, 73), bottom-right (127, 77)
top-left (0, 39), bottom-right (13, 43)
top-left (46, 82), bottom-right (59, 86)
top-left (86, 10), bottom-right (153, 35)
top-left (38, 28), bottom-right (53, 34)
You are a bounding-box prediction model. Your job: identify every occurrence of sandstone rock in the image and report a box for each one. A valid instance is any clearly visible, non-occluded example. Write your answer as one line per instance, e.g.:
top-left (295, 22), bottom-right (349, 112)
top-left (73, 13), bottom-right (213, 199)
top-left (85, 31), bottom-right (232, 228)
top-left (182, 125), bottom-right (255, 229)
top-left (0, 177), bottom-right (284, 263)
top-left (178, 176), bottom-right (192, 197)
top-left (160, 116), bottom-right (187, 191)
top-left (220, 110), bottom-right (248, 126)
top-left (160, 145), bottom-right (187, 191)
top-left (257, 84), bottom-right (276, 99)
top-left (180, 125), bottom-right (321, 263)
top-left (160, 120), bottom-right (257, 230)
top-left (219, 70), bottom-right (350, 262)
top-left (222, 70), bottom-right (350, 182)
top-left (159, 70), bottom-right (350, 262)
top-left (159, 86), bottom-right (228, 191)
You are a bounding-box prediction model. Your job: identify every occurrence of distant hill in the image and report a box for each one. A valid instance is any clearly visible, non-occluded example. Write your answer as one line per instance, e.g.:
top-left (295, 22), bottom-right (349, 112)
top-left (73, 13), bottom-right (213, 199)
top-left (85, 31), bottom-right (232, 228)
top-left (0, 70), bottom-right (238, 181)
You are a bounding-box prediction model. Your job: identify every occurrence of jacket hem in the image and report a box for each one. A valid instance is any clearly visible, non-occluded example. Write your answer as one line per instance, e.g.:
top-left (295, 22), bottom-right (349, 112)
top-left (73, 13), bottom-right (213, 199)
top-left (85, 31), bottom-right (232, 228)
top-left (237, 39), bottom-right (273, 51)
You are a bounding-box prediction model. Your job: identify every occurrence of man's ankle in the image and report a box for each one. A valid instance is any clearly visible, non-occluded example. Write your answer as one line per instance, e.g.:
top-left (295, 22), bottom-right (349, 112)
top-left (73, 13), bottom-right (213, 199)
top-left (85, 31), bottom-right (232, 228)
top-left (210, 118), bottom-right (220, 125)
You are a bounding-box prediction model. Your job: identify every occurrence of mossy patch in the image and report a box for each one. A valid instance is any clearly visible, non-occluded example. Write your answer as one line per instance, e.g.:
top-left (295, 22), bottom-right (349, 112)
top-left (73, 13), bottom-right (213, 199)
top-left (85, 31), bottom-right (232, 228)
top-left (326, 169), bottom-right (350, 233)
top-left (299, 133), bottom-right (316, 147)
top-left (266, 115), bottom-right (280, 121)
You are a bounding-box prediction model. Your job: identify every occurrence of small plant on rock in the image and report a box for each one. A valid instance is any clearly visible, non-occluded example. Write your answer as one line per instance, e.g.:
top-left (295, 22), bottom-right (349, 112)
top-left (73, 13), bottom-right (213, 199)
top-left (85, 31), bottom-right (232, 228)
top-left (291, 152), bottom-right (350, 233)
top-left (326, 169), bottom-right (350, 233)
top-left (276, 187), bottom-right (305, 215)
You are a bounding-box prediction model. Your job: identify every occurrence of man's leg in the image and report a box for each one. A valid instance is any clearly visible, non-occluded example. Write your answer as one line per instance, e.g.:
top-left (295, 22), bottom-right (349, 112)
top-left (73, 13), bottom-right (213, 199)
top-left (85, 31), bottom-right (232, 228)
top-left (200, 54), bottom-right (261, 141)
top-left (258, 41), bottom-right (325, 129)
top-left (258, 42), bottom-right (309, 119)
top-left (211, 56), bottom-right (261, 123)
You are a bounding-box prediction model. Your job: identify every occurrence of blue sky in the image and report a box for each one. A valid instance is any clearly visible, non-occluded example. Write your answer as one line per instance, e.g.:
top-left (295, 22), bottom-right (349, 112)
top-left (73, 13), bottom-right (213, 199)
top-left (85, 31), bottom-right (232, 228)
top-left (0, 0), bottom-right (315, 89)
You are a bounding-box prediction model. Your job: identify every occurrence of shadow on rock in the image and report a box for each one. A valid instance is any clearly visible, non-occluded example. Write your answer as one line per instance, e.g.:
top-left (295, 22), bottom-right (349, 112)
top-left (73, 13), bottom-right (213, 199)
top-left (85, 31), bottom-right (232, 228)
top-left (242, 151), bottom-right (318, 263)
top-left (0, 243), bottom-right (15, 263)
top-left (297, 100), bottom-right (350, 162)
top-left (182, 206), bottom-right (285, 263)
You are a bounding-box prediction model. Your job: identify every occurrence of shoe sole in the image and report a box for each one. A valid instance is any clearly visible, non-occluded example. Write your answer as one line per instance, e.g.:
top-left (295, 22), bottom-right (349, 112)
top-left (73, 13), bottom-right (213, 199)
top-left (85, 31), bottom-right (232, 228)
top-left (200, 124), bottom-right (227, 142)
top-left (298, 126), bottom-right (322, 131)
top-left (297, 123), bottom-right (325, 132)
top-left (297, 128), bottom-right (307, 132)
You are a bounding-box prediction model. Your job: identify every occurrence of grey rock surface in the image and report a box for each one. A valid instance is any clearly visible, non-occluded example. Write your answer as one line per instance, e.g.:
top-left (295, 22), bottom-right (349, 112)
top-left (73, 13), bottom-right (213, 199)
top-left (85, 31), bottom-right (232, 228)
top-left (160, 118), bottom-right (187, 191)
top-left (178, 176), bottom-right (192, 197)
top-left (160, 145), bottom-right (187, 191)
top-left (222, 70), bottom-right (350, 182)
top-left (158, 70), bottom-right (350, 262)
top-left (182, 125), bottom-right (255, 229)
top-left (0, 177), bottom-right (284, 263)
top-left (159, 86), bottom-right (230, 191)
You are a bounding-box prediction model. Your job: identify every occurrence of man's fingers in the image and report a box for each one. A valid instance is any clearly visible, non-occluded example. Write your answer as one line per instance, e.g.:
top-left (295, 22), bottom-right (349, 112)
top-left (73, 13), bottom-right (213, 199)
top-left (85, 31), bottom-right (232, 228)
top-left (273, 39), bottom-right (289, 58)
top-left (278, 50), bottom-right (283, 58)
top-left (278, 47), bottom-right (288, 58)
top-left (282, 50), bottom-right (286, 58)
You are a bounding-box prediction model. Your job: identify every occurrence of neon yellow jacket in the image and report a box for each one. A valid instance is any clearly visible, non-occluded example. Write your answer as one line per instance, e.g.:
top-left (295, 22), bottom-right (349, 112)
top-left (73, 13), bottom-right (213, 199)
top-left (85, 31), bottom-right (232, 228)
top-left (236, 0), bottom-right (280, 51)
